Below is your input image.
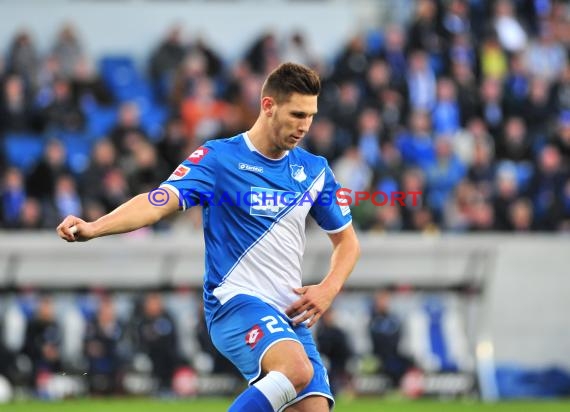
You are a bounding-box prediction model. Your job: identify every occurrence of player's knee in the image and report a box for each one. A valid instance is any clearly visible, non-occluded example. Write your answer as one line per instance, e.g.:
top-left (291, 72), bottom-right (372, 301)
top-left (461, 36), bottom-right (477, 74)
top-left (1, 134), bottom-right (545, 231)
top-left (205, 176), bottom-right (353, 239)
top-left (288, 357), bottom-right (314, 392)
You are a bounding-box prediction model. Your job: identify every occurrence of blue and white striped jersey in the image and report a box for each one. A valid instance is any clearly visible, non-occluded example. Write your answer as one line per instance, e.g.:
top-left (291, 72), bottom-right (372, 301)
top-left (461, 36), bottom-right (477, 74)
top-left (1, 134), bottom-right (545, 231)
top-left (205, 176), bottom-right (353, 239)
top-left (160, 133), bottom-right (352, 325)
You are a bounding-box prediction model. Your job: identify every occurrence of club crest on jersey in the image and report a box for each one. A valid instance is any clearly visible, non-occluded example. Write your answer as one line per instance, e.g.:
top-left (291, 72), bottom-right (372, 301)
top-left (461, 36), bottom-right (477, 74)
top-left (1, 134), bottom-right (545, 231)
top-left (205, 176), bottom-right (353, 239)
top-left (290, 164), bottom-right (307, 182)
top-left (169, 165), bottom-right (190, 180)
top-left (245, 325), bottom-right (264, 349)
top-left (187, 147), bottom-right (209, 164)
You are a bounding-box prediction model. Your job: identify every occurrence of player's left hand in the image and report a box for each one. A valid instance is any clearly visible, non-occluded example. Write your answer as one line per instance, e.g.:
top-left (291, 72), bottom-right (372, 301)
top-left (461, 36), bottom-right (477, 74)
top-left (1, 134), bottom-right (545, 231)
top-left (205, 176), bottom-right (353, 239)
top-left (285, 283), bottom-right (337, 328)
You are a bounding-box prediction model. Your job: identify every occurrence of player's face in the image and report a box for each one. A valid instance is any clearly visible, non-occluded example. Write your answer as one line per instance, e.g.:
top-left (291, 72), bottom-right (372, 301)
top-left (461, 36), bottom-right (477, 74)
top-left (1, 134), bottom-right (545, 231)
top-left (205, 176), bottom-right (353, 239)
top-left (269, 93), bottom-right (318, 153)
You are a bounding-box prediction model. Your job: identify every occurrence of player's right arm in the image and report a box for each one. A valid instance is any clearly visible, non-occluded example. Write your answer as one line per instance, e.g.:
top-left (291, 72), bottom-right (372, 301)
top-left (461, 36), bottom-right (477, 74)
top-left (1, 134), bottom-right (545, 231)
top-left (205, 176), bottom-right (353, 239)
top-left (56, 190), bottom-right (180, 242)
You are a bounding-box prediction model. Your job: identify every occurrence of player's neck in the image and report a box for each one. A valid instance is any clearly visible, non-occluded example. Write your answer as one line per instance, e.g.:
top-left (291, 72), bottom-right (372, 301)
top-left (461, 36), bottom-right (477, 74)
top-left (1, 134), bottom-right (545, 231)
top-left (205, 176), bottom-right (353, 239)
top-left (247, 122), bottom-right (287, 160)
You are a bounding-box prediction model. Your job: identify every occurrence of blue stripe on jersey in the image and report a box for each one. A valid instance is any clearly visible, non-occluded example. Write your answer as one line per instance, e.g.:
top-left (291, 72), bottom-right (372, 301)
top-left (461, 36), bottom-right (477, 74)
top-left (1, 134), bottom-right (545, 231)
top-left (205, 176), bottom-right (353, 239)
top-left (219, 167), bottom-right (326, 285)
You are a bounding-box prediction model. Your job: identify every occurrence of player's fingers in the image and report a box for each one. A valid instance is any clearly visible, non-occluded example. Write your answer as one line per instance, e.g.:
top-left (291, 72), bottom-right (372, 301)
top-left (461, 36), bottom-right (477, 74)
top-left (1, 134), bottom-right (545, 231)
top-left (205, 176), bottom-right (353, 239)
top-left (292, 307), bottom-right (317, 325)
top-left (307, 312), bottom-right (322, 328)
top-left (286, 298), bottom-right (310, 318)
top-left (57, 216), bottom-right (78, 241)
top-left (285, 298), bottom-right (305, 317)
top-left (293, 287), bottom-right (307, 295)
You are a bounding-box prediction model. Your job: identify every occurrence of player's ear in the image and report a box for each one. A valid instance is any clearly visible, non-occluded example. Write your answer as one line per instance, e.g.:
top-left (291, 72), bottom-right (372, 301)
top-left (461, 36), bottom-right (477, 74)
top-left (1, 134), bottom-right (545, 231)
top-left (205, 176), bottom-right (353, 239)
top-left (261, 96), bottom-right (275, 117)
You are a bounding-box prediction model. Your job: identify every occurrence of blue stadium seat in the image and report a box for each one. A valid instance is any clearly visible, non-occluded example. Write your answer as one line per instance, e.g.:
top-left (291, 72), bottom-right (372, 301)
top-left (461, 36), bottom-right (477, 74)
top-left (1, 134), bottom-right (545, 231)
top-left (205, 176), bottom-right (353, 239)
top-left (57, 132), bottom-right (93, 174)
top-left (3, 134), bottom-right (45, 172)
top-left (99, 55), bottom-right (141, 91)
top-left (85, 105), bottom-right (118, 139)
top-left (140, 104), bottom-right (170, 141)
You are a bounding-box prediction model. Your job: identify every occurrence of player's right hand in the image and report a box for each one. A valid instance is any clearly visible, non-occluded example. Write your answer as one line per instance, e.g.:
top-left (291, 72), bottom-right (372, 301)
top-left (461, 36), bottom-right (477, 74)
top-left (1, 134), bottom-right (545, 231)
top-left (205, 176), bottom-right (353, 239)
top-left (56, 215), bottom-right (93, 242)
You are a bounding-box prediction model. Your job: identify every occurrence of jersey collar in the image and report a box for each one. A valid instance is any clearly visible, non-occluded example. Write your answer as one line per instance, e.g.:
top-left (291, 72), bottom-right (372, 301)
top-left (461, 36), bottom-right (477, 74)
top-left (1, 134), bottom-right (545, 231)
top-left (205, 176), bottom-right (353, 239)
top-left (242, 132), bottom-right (289, 161)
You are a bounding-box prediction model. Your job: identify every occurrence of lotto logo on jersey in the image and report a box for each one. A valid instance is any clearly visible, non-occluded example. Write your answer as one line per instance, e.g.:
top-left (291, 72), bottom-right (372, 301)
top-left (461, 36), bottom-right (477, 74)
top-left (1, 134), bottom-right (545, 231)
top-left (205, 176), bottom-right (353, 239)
top-left (245, 325), bottom-right (264, 349)
top-left (249, 187), bottom-right (299, 218)
top-left (169, 165), bottom-right (190, 180)
top-left (187, 147), bottom-right (209, 164)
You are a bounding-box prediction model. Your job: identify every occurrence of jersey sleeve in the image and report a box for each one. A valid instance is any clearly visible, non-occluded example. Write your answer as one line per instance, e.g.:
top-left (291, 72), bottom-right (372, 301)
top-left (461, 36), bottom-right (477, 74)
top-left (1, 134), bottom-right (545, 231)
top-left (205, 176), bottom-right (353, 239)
top-left (159, 143), bottom-right (217, 210)
top-left (309, 163), bottom-right (352, 233)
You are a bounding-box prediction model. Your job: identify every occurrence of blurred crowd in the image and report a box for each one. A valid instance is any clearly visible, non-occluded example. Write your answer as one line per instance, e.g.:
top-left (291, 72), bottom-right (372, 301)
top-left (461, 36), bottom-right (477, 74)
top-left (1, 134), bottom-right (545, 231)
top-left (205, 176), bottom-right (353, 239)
top-left (1, 289), bottom-right (463, 398)
top-left (1, 0), bottom-right (570, 233)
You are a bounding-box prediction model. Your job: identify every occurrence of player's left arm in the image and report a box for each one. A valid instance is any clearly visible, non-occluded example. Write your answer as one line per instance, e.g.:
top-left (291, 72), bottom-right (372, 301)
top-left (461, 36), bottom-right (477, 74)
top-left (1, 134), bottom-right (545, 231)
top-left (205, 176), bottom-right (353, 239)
top-left (286, 224), bottom-right (360, 327)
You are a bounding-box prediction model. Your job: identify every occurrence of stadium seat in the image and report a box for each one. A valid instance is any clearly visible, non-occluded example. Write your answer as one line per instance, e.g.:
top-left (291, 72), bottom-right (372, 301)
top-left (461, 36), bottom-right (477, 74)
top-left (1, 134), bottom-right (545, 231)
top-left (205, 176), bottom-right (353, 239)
top-left (140, 104), bottom-right (170, 142)
top-left (2, 134), bottom-right (45, 172)
top-left (57, 132), bottom-right (93, 174)
top-left (85, 105), bottom-right (118, 139)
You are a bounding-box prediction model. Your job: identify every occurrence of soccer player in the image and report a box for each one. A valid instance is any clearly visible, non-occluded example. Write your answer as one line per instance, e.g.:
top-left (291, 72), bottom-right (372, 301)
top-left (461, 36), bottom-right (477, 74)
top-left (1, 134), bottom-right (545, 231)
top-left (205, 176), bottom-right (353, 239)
top-left (57, 62), bottom-right (360, 412)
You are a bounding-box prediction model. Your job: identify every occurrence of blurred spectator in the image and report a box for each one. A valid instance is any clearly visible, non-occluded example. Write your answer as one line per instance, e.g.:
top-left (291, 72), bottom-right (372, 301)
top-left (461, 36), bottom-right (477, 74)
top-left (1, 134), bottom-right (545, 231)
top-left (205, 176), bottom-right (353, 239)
top-left (316, 309), bottom-right (353, 396)
top-left (356, 107), bottom-right (383, 170)
top-left (369, 290), bottom-right (414, 387)
top-left (325, 80), bottom-right (362, 144)
top-left (551, 111), bottom-right (570, 164)
top-left (124, 140), bottom-right (169, 194)
top-left (81, 139), bottom-right (118, 201)
top-left (191, 37), bottom-right (224, 79)
top-left (244, 32), bottom-right (280, 75)
top-left (550, 63), bottom-right (570, 112)
top-left (21, 295), bottom-right (63, 389)
top-left (83, 296), bottom-right (127, 395)
top-left (493, 164), bottom-right (521, 230)
top-left (49, 174), bottom-right (82, 225)
top-left (508, 197), bottom-right (535, 231)
top-left (98, 168), bottom-right (131, 213)
top-left (26, 139), bottom-right (71, 200)
top-left (478, 76), bottom-right (507, 137)
top-left (521, 77), bottom-right (553, 141)
top-left (423, 135), bottom-right (466, 219)
top-left (70, 57), bottom-right (113, 107)
top-left (407, 0), bottom-right (443, 58)
top-left (441, 0), bottom-right (471, 42)
top-left (407, 50), bottom-right (436, 112)
top-left (396, 110), bottom-right (435, 169)
top-left (528, 145), bottom-right (567, 230)
top-left (504, 52), bottom-right (530, 115)
top-left (496, 117), bottom-right (533, 163)
top-left (332, 34), bottom-right (370, 83)
top-left (467, 138), bottom-right (496, 198)
top-left (170, 52), bottom-right (208, 108)
top-left (19, 197), bottom-right (44, 229)
top-left (431, 77), bottom-right (461, 135)
top-left (180, 77), bottom-right (230, 144)
top-left (524, 22), bottom-right (567, 82)
top-left (382, 25), bottom-right (408, 90)
top-left (0, 168), bottom-right (26, 229)
top-left (479, 34), bottom-right (508, 80)
top-left (42, 77), bottom-right (85, 132)
top-left (52, 24), bottom-right (83, 78)
top-left (280, 31), bottom-right (317, 69)
top-left (332, 146), bottom-right (373, 193)
top-left (0, 74), bottom-right (40, 134)
top-left (134, 293), bottom-right (186, 393)
top-left (0, 328), bottom-right (19, 386)
top-left (304, 116), bottom-right (347, 163)
top-left (156, 117), bottom-right (191, 171)
top-left (451, 59), bottom-right (479, 124)
top-left (149, 25), bottom-right (186, 102)
top-left (5, 30), bottom-right (38, 86)
top-left (109, 102), bottom-right (149, 156)
top-left (493, 0), bottom-right (528, 53)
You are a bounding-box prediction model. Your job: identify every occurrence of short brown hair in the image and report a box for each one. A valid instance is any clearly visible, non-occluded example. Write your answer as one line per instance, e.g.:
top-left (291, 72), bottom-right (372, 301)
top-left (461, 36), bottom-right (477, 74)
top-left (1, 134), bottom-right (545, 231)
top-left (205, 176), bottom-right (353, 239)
top-left (261, 62), bottom-right (321, 103)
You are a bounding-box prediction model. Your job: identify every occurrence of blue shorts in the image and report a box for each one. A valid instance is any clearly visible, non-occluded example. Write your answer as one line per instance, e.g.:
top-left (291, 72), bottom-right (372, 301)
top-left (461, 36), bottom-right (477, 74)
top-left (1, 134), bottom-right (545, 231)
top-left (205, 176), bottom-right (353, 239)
top-left (209, 294), bottom-right (334, 409)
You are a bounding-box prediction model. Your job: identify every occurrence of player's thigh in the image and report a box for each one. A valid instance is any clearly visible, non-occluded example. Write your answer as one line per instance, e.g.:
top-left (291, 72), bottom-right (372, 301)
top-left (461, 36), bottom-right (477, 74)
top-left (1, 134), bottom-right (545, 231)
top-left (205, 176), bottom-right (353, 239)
top-left (209, 294), bottom-right (300, 382)
top-left (283, 395), bottom-right (330, 412)
top-left (261, 339), bottom-right (313, 389)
